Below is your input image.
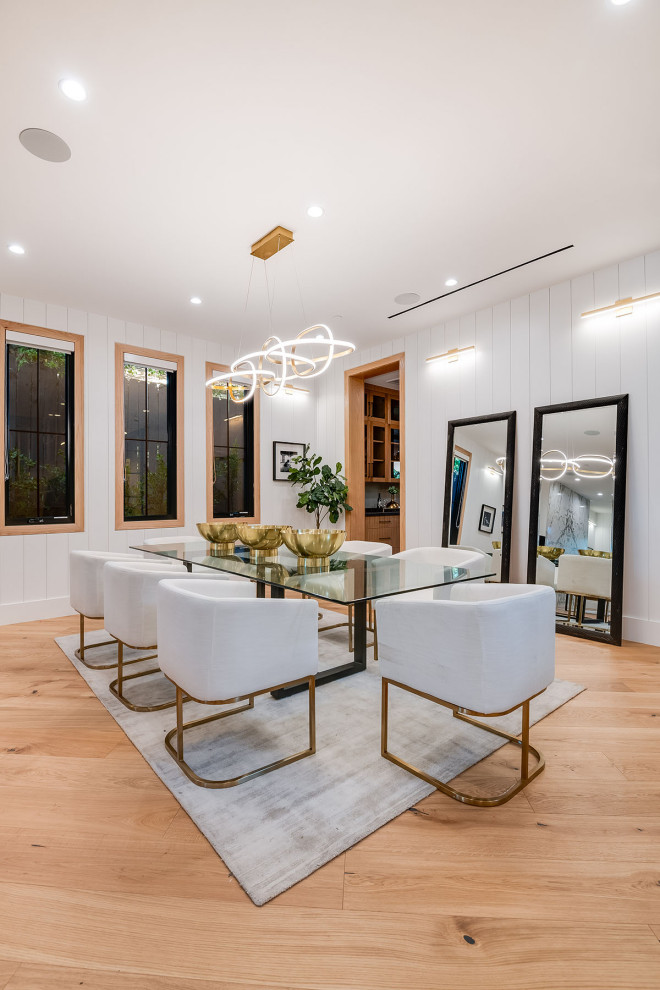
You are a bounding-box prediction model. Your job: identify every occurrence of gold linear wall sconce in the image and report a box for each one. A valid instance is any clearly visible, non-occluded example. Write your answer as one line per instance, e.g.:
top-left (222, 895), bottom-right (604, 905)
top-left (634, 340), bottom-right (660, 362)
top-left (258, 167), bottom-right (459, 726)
top-left (581, 291), bottom-right (660, 320)
top-left (426, 344), bottom-right (476, 365)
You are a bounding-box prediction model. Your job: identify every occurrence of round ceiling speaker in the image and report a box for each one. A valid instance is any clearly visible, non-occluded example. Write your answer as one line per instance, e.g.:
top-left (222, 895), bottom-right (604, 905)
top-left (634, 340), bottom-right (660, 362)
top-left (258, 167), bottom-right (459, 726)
top-left (19, 128), bottom-right (71, 162)
top-left (394, 292), bottom-right (420, 307)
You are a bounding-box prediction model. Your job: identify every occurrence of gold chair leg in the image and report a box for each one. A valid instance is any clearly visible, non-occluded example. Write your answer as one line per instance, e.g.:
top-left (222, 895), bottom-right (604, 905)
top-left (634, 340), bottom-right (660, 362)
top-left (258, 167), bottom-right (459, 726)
top-left (75, 613), bottom-right (121, 670)
top-left (381, 678), bottom-right (544, 807)
top-left (165, 675), bottom-right (316, 788)
top-left (108, 640), bottom-right (177, 713)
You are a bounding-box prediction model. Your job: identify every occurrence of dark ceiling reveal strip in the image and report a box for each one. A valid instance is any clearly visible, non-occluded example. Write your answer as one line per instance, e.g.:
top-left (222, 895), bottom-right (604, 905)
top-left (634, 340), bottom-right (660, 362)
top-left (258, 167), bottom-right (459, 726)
top-left (387, 244), bottom-right (574, 319)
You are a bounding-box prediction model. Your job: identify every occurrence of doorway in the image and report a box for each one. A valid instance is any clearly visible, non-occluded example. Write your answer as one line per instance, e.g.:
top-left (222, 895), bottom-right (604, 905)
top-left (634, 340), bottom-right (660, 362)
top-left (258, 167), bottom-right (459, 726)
top-left (344, 353), bottom-right (405, 552)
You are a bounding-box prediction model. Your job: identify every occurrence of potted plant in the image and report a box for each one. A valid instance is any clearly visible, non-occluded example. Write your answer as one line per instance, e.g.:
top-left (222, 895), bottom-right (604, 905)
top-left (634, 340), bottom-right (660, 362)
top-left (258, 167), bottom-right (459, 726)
top-left (283, 448), bottom-right (353, 564)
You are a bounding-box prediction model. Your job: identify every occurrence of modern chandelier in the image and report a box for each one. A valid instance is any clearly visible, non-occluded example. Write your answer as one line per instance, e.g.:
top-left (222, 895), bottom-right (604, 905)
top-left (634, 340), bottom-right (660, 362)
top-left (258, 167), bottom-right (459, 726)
top-left (206, 226), bottom-right (356, 403)
top-left (540, 451), bottom-right (614, 482)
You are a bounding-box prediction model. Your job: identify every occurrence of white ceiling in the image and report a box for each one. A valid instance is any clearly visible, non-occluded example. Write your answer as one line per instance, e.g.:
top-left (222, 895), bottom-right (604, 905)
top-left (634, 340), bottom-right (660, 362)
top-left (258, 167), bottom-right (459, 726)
top-left (2, 0), bottom-right (659, 355)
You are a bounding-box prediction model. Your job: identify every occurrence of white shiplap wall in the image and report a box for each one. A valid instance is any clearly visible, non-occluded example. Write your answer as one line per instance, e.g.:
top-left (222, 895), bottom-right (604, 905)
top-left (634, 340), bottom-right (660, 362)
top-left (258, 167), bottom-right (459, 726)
top-left (0, 294), bottom-right (316, 624)
top-left (315, 248), bottom-right (660, 647)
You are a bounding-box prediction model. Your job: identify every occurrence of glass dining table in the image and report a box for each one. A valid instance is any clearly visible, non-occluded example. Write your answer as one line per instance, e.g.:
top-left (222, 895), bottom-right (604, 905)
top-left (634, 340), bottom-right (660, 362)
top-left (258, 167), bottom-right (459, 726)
top-left (133, 541), bottom-right (494, 698)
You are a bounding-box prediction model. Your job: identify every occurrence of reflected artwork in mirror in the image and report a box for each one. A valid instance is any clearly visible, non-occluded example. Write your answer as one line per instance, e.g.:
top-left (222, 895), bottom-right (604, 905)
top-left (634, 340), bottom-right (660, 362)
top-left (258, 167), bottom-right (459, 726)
top-left (442, 411), bottom-right (516, 583)
top-left (527, 395), bottom-right (628, 645)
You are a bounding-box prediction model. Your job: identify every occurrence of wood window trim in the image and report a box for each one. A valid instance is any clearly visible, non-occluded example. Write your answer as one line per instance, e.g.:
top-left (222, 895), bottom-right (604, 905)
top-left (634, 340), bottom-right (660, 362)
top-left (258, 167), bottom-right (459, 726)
top-left (205, 361), bottom-right (260, 523)
top-left (0, 320), bottom-right (85, 536)
top-left (115, 343), bottom-right (184, 530)
top-left (453, 445), bottom-right (472, 544)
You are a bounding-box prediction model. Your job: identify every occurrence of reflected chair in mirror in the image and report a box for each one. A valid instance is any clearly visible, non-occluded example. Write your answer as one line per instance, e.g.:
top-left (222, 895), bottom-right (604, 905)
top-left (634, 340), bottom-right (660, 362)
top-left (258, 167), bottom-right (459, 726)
top-left (443, 411), bottom-right (516, 583)
top-left (527, 394), bottom-right (628, 645)
top-left (556, 554), bottom-right (612, 628)
top-left (157, 581), bottom-right (318, 788)
top-left (377, 584), bottom-right (556, 806)
top-left (69, 549), bottom-right (159, 668)
top-left (103, 561), bottom-right (251, 712)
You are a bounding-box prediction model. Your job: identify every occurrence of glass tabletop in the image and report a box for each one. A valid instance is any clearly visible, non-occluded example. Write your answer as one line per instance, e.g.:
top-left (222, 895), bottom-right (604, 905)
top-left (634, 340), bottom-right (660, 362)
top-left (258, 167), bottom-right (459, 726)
top-left (132, 540), bottom-right (495, 605)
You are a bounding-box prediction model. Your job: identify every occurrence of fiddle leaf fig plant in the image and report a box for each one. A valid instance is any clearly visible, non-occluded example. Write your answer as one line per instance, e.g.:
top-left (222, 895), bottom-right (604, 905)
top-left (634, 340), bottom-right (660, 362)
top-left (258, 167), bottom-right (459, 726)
top-left (288, 446), bottom-right (353, 528)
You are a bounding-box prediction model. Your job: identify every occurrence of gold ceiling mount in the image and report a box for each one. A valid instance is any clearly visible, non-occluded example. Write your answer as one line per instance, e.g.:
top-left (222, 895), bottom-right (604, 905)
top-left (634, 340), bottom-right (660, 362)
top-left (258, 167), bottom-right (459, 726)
top-left (250, 225), bottom-right (294, 261)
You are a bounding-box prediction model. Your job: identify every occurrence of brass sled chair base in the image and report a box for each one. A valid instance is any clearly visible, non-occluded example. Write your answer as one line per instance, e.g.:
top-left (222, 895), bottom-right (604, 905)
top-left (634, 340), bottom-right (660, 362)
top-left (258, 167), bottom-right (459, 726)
top-left (381, 677), bottom-right (545, 808)
top-left (108, 640), bottom-right (179, 713)
top-left (164, 675), bottom-right (316, 789)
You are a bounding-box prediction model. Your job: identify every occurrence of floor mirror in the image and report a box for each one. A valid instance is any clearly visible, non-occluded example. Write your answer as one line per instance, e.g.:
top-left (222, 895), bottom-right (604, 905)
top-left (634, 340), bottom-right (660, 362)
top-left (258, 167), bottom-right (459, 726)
top-left (526, 395), bottom-right (628, 645)
top-left (442, 411), bottom-right (516, 582)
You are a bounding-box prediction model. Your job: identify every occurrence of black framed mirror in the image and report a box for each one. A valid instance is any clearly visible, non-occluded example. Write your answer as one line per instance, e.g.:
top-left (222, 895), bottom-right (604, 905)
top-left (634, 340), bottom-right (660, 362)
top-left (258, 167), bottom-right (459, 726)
top-left (442, 411), bottom-right (516, 583)
top-left (526, 394), bottom-right (628, 646)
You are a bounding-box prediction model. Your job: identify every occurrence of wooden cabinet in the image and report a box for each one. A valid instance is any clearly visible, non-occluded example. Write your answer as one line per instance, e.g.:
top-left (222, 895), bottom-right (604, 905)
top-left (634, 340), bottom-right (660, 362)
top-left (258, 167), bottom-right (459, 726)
top-left (364, 385), bottom-right (400, 483)
top-left (365, 513), bottom-right (400, 554)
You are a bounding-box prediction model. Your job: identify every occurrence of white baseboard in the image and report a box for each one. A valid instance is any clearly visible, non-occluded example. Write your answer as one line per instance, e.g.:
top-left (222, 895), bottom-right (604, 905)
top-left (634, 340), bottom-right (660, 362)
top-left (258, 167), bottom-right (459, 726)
top-left (622, 616), bottom-right (660, 648)
top-left (0, 597), bottom-right (75, 627)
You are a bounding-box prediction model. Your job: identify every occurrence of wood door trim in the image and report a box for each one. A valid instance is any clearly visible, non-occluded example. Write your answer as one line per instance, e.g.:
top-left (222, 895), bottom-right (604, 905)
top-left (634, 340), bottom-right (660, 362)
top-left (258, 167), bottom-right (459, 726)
top-left (344, 354), bottom-right (405, 549)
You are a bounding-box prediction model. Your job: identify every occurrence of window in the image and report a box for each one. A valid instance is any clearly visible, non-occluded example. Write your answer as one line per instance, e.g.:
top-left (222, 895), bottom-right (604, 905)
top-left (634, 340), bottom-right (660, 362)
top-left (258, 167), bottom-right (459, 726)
top-left (205, 362), bottom-right (259, 521)
top-left (115, 344), bottom-right (184, 529)
top-left (1, 322), bottom-right (84, 534)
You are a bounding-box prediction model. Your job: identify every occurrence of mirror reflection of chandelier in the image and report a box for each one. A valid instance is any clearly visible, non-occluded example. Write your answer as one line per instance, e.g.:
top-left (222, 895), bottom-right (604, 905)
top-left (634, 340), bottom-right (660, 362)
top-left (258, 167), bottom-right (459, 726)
top-left (540, 450), bottom-right (614, 482)
top-left (206, 226), bottom-right (356, 403)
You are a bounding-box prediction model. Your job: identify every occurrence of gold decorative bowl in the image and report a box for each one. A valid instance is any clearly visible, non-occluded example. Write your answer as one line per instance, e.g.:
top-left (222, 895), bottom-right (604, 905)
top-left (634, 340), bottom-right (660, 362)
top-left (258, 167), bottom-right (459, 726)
top-left (236, 524), bottom-right (285, 560)
top-left (537, 546), bottom-right (565, 561)
top-left (281, 528), bottom-right (346, 569)
top-left (492, 541), bottom-right (501, 550)
top-left (579, 548), bottom-right (612, 558)
top-left (196, 522), bottom-right (239, 556)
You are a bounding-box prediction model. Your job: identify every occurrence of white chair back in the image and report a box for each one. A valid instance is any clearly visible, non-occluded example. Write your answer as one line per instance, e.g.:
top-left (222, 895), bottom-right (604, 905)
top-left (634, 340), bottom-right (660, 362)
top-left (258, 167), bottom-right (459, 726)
top-left (103, 561), bottom-right (236, 649)
top-left (556, 554), bottom-right (612, 599)
top-left (69, 550), bottom-right (145, 617)
top-left (157, 580), bottom-right (318, 700)
top-left (342, 541), bottom-right (392, 557)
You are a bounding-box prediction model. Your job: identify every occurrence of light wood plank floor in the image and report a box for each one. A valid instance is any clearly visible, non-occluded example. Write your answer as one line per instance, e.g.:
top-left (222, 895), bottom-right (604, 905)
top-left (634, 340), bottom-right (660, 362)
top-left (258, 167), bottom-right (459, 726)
top-left (0, 615), bottom-right (659, 989)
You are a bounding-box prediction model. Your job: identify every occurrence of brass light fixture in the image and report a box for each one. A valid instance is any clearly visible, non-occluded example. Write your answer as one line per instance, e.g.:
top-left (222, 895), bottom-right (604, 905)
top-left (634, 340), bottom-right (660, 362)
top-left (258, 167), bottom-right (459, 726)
top-left (581, 290), bottom-right (660, 320)
top-left (207, 226), bottom-right (356, 403)
top-left (426, 344), bottom-right (476, 365)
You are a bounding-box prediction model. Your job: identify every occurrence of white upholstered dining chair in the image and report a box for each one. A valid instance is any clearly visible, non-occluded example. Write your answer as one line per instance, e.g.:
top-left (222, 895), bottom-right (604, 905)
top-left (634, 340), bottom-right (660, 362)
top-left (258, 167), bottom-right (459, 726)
top-left (69, 549), bottom-right (165, 668)
top-left (157, 580), bottom-right (318, 788)
top-left (103, 561), bottom-right (247, 712)
top-left (377, 583), bottom-right (556, 806)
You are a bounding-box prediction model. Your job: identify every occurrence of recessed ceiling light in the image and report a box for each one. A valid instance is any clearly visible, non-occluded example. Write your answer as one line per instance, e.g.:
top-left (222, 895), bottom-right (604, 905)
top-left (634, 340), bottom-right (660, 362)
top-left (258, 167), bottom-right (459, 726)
top-left (58, 78), bottom-right (87, 101)
top-left (394, 292), bottom-right (420, 307)
top-left (307, 205), bottom-right (324, 218)
top-left (445, 278), bottom-right (458, 287)
top-left (8, 243), bottom-right (25, 255)
top-left (190, 296), bottom-right (202, 305)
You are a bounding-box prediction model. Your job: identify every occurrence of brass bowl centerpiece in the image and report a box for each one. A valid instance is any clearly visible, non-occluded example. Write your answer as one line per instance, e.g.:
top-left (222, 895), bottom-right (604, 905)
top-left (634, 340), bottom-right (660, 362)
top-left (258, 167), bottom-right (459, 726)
top-left (579, 548), bottom-right (612, 559)
top-left (196, 522), bottom-right (239, 556)
top-left (492, 540), bottom-right (502, 550)
top-left (281, 527), bottom-right (346, 571)
top-left (236, 524), bottom-right (285, 561)
top-left (537, 546), bottom-right (565, 561)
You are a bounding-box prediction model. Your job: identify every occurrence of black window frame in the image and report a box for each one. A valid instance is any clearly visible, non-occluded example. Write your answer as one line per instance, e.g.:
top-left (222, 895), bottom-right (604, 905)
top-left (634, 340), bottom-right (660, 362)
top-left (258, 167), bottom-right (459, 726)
top-left (210, 384), bottom-right (255, 519)
top-left (122, 360), bottom-right (178, 523)
top-left (4, 340), bottom-right (76, 527)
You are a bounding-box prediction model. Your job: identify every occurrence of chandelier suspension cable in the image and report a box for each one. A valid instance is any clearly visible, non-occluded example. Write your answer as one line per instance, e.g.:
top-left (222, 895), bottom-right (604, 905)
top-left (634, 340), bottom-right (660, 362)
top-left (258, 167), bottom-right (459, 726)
top-left (291, 241), bottom-right (307, 325)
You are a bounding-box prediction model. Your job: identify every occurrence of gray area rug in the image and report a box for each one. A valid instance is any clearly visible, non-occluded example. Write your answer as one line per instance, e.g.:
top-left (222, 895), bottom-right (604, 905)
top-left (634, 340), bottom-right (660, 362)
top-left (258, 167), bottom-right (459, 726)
top-left (56, 617), bottom-right (584, 906)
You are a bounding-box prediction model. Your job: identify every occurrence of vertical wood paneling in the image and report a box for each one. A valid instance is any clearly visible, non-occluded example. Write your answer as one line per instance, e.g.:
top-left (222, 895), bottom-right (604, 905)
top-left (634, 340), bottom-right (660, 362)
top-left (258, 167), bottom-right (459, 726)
top-left (548, 282), bottom-right (572, 404)
top-left (644, 251), bottom-right (660, 624)
top-left (491, 302), bottom-right (511, 412)
top-left (0, 294), bottom-right (24, 321)
top-left (87, 314), bottom-right (109, 550)
top-left (593, 265), bottom-right (622, 397)
top-left (23, 299), bottom-right (46, 328)
top-left (404, 334), bottom-right (419, 548)
top-left (619, 256), bottom-right (648, 623)
top-left (458, 313), bottom-right (476, 417)
top-left (429, 323), bottom-right (446, 546)
top-left (509, 296), bottom-right (531, 582)
top-left (570, 273), bottom-right (596, 401)
top-left (475, 309), bottom-right (493, 416)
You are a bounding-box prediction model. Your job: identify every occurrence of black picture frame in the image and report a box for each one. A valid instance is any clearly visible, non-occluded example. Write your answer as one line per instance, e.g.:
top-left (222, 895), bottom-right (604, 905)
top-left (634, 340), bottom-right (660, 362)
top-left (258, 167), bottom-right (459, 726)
top-left (526, 394), bottom-right (628, 647)
top-left (273, 441), bottom-right (306, 482)
top-left (479, 504), bottom-right (496, 533)
top-left (442, 410), bottom-right (516, 582)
